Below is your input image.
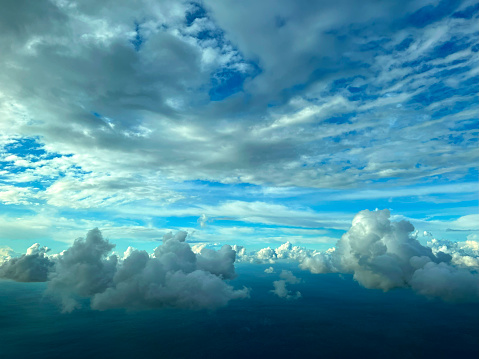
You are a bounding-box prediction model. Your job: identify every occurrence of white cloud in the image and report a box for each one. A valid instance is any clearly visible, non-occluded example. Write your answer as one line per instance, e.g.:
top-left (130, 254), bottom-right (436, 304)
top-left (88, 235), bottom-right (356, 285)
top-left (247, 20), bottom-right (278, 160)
top-left (299, 209), bottom-right (479, 302)
top-left (1, 228), bottom-right (249, 312)
top-left (264, 266), bottom-right (274, 274)
top-left (271, 270), bottom-right (302, 300)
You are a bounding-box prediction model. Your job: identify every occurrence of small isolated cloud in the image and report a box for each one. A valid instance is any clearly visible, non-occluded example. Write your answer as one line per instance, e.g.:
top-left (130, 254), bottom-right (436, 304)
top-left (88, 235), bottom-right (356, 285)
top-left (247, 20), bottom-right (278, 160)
top-left (1, 229), bottom-right (249, 312)
top-left (197, 214), bottom-right (208, 228)
top-left (264, 266), bottom-right (274, 274)
top-left (271, 270), bottom-right (302, 300)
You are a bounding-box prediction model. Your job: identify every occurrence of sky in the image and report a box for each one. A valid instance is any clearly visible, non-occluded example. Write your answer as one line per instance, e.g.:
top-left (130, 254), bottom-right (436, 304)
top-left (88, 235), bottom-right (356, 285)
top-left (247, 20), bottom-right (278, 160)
top-left (0, 0), bottom-right (478, 356)
top-left (0, 0), bottom-right (478, 255)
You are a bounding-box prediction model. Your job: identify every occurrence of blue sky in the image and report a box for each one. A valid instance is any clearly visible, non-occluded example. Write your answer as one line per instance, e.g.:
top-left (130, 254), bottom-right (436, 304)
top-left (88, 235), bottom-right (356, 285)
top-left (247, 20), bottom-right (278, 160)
top-left (0, 0), bottom-right (477, 257)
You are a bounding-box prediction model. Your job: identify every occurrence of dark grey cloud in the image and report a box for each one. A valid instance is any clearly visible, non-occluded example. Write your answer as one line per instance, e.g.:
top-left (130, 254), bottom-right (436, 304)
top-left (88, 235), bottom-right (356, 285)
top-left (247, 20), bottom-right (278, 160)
top-left (90, 231), bottom-right (248, 311)
top-left (0, 243), bottom-right (53, 282)
top-left (46, 228), bottom-right (118, 312)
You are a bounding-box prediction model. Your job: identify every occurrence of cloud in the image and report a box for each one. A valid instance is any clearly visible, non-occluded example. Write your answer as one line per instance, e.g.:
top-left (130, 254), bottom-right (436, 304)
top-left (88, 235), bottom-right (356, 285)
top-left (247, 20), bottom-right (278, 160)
top-left (0, 0), bottom-right (476, 216)
top-left (299, 209), bottom-right (479, 302)
top-left (91, 231), bottom-right (248, 311)
top-left (410, 260), bottom-right (479, 302)
top-left (271, 270), bottom-right (302, 300)
top-left (264, 266), bottom-right (275, 274)
top-left (427, 238), bottom-right (479, 268)
top-left (0, 243), bottom-right (53, 282)
top-left (197, 214), bottom-right (208, 228)
top-left (234, 241), bottom-right (316, 264)
top-left (46, 228), bottom-right (118, 312)
top-left (0, 228), bottom-right (248, 312)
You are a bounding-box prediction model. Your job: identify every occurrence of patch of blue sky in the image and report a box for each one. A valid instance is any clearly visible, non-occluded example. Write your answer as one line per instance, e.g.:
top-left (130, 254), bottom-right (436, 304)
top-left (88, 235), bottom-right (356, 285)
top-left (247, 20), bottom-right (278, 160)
top-left (185, 5), bottom-right (262, 101)
top-left (358, 38), bottom-right (391, 53)
top-left (185, 2), bottom-right (207, 27)
top-left (430, 38), bottom-right (474, 59)
top-left (209, 68), bottom-right (247, 101)
top-left (395, 37), bottom-right (414, 52)
top-left (209, 61), bottom-right (262, 101)
top-left (459, 74), bottom-right (479, 90)
top-left (154, 215), bottom-right (204, 229)
top-left (323, 112), bottom-right (356, 125)
top-left (450, 118), bottom-right (479, 132)
top-left (3, 137), bottom-right (49, 160)
top-left (452, 2), bottom-right (479, 18)
top-left (431, 98), bottom-right (472, 120)
top-left (0, 203), bottom-right (38, 217)
top-left (402, 0), bottom-right (463, 29)
top-left (130, 22), bottom-right (143, 52)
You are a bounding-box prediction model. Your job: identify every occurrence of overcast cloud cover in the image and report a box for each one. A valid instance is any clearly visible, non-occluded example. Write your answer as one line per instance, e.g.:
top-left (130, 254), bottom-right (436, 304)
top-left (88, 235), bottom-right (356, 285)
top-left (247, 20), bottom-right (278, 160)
top-left (0, 0), bottom-right (478, 318)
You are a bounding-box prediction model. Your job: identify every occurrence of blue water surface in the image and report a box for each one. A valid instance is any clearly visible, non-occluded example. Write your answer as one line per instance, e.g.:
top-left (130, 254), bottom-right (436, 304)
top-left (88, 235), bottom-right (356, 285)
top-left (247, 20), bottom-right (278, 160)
top-left (0, 263), bottom-right (477, 359)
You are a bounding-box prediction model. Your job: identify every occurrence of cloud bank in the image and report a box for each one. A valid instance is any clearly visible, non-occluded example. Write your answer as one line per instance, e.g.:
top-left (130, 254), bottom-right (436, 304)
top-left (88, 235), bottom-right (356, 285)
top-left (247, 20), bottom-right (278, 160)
top-left (232, 209), bottom-right (479, 302)
top-left (1, 209), bottom-right (477, 305)
top-left (299, 209), bottom-right (479, 302)
top-left (0, 229), bottom-right (248, 312)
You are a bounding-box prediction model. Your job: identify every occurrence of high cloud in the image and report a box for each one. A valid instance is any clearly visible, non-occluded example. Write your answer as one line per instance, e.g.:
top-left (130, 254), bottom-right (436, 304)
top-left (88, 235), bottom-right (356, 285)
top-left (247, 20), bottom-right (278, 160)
top-left (0, 229), bottom-right (248, 312)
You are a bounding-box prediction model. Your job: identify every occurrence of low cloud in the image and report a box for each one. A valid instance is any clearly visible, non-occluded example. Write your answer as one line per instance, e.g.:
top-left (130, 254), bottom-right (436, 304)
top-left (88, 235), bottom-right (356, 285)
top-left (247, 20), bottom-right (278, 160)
top-left (2, 209), bottom-right (477, 305)
top-left (299, 209), bottom-right (479, 302)
top-left (0, 229), bottom-right (249, 312)
top-left (264, 266), bottom-right (275, 274)
top-left (233, 241), bottom-right (315, 264)
top-left (0, 243), bottom-right (53, 282)
top-left (271, 270), bottom-right (302, 300)
top-left (233, 209), bottom-right (479, 302)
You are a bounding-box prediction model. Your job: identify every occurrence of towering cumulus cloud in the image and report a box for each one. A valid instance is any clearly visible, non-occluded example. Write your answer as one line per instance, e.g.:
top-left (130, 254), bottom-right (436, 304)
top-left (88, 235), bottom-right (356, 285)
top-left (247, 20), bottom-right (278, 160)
top-left (91, 231), bottom-right (248, 311)
top-left (300, 209), bottom-right (479, 302)
top-left (0, 229), bottom-right (248, 312)
top-left (47, 228), bottom-right (118, 312)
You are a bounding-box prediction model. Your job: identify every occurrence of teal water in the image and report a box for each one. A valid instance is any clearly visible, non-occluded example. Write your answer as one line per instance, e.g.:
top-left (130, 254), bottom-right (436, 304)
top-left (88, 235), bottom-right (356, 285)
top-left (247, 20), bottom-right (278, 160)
top-left (1, 263), bottom-right (478, 359)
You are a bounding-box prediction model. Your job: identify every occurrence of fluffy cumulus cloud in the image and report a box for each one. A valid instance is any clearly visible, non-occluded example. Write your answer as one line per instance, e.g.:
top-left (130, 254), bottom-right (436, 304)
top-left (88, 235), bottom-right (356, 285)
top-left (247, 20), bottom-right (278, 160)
top-left (0, 243), bottom-right (53, 282)
top-left (299, 209), bottom-right (479, 302)
top-left (427, 237), bottom-right (479, 268)
top-left (233, 241), bottom-right (315, 264)
top-left (230, 209), bottom-right (479, 302)
top-left (271, 270), bottom-right (302, 300)
top-left (92, 231), bottom-right (246, 311)
top-left (264, 266), bottom-right (275, 274)
top-left (0, 229), bottom-right (248, 312)
top-left (46, 228), bottom-right (119, 312)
